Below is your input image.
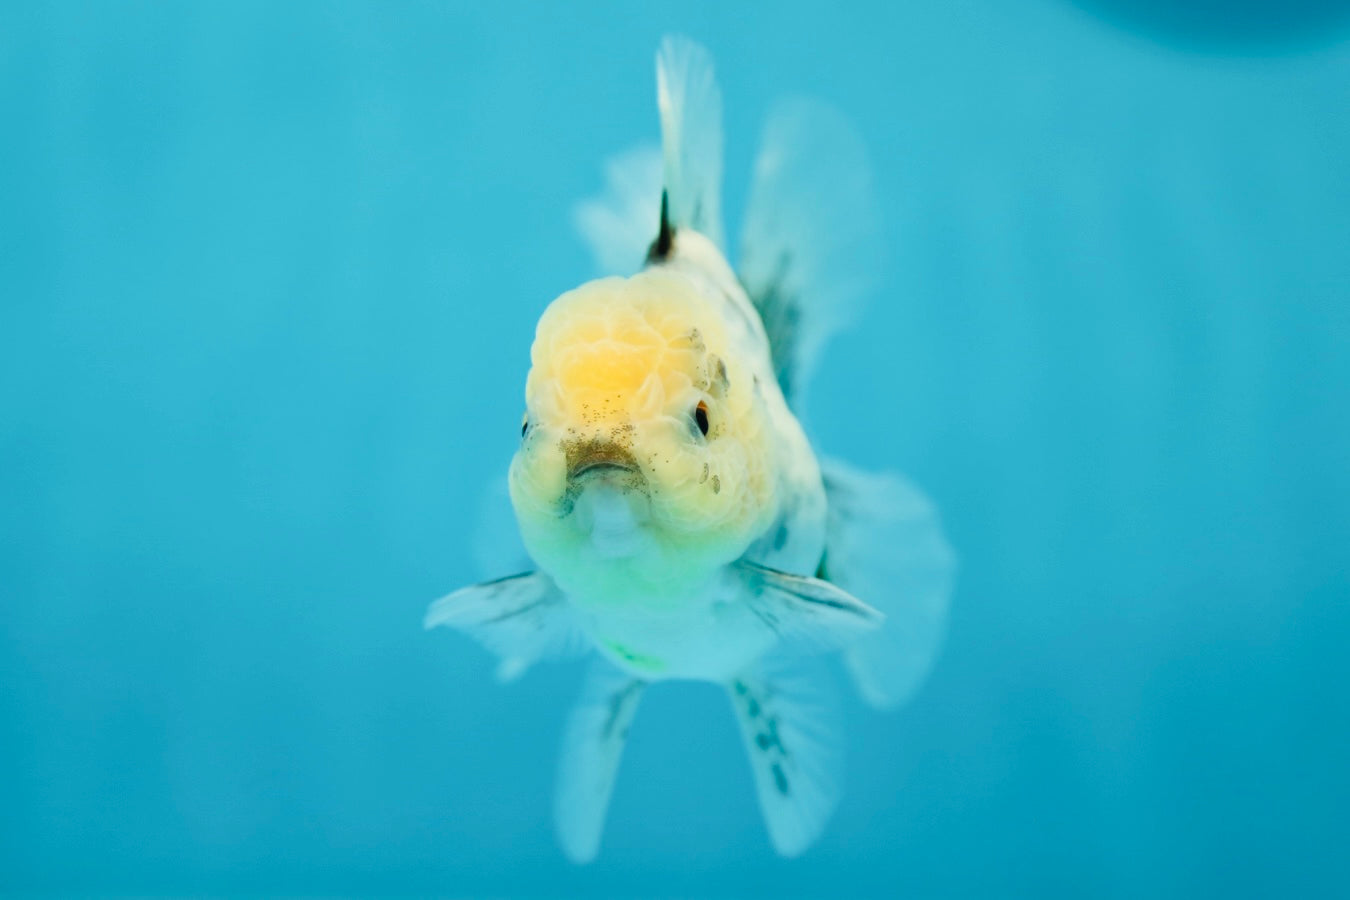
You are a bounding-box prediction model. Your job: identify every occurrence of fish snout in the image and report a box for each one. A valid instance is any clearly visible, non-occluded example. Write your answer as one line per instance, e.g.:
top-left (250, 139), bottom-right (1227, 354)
top-left (559, 436), bottom-right (652, 537)
top-left (565, 438), bottom-right (641, 481)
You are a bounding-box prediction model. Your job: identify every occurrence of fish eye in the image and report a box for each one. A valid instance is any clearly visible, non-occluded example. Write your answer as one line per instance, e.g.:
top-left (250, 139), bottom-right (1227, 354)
top-left (694, 400), bottom-right (710, 437)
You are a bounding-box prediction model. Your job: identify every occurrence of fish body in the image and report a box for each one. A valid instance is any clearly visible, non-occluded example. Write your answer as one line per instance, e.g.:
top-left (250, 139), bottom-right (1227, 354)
top-left (427, 37), bottom-right (956, 861)
top-left (512, 232), bottom-right (827, 682)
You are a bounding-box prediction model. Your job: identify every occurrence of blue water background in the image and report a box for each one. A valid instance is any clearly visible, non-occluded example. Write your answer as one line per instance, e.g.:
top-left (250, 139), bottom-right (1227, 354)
top-left (3, 2), bottom-right (1349, 896)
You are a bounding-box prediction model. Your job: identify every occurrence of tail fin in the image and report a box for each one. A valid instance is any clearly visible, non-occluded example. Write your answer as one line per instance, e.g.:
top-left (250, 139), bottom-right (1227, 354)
top-left (820, 457), bottom-right (956, 710)
top-left (573, 145), bottom-right (663, 276)
top-left (656, 35), bottom-right (725, 250)
top-left (738, 99), bottom-right (882, 405)
top-left (727, 663), bottom-right (842, 857)
top-left (553, 661), bottom-right (646, 863)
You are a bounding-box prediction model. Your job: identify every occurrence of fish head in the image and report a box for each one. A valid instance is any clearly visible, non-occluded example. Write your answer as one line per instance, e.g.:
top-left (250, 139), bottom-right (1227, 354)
top-left (509, 269), bottom-right (776, 594)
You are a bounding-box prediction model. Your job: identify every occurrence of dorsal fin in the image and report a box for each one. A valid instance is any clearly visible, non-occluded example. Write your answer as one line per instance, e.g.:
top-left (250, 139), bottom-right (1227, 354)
top-left (654, 35), bottom-right (725, 251)
top-left (646, 190), bottom-right (673, 262)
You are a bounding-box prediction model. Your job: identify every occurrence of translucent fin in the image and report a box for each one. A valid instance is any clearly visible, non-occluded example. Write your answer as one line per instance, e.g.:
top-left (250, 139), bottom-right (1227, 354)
top-left (736, 560), bottom-right (883, 657)
top-left (554, 660), bottom-right (646, 863)
top-left (821, 457), bottom-right (956, 710)
top-left (656, 35), bottom-right (725, 249)
top-left (728, 663), bottom-right (842, 857)
top-left (573, 144), bottom-right (663, 276)
top-left (738, 99), bottom-right (882, 403)
top-left (424, 571), bottom-right (584, 683)
top-left (470, 471), bottom-right (530, 580)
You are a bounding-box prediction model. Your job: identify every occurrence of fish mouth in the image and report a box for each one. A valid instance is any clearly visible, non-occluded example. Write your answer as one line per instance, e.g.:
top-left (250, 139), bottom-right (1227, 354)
top-left (559, 441), bottom-right (648, 523)
top-left (564, 438), bottom-right (642, 482)
top-left (561, 442), bottom-right (651, 545)
top-left (569, 460), bottom-right (639, 479)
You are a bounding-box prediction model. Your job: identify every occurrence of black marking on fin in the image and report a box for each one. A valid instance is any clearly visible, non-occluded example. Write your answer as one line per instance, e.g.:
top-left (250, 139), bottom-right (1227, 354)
top-left (647, 190), bottom-right (674, 262)
top-left (602, 680), bottom-right (642, 739)
top-left (735, 680), bottom-right (795, 798)
top-left (742, 561), bottom-right (877, 619)
top-left (481, 597), bottom-right (547, 625)
top-left (751, 251), bottom-right (799, 400)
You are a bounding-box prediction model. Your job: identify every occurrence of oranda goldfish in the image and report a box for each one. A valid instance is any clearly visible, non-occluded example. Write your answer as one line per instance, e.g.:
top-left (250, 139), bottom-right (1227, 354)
top-left (427, 36), bottom-right (955, 862)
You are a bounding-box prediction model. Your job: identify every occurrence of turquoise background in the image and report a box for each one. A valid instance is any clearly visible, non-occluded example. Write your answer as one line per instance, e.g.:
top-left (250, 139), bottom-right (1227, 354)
top-left (3, 2), bottom-right (1349, 896)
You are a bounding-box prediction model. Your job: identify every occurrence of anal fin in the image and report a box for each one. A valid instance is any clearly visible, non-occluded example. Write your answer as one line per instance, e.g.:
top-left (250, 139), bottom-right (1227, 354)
top-left (727, 664), bottom-right (841, 857)
top-left (554, 661), bottom-right (646, 863)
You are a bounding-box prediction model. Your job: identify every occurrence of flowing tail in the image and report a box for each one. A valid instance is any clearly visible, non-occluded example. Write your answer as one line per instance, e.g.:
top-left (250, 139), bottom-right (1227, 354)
top-left (739, 99), bottom-right (882, 405)
top-left (821, 457), bottom-right (956, 710)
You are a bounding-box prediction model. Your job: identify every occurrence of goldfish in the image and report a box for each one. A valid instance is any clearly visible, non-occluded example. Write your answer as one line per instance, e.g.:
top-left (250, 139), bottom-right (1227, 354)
top-left (426, 36), bottom-right (955, 862)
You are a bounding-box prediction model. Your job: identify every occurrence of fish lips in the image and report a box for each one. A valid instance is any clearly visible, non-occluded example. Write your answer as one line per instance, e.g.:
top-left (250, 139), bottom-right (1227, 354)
top-left (562, 446), bottom-right (653, 547)
top-left (569, 460), bottom-right (640, 479)
top-left (564, 440), bottom-right (643, 483)
top-left (561, 444), bottom-right (649, 518)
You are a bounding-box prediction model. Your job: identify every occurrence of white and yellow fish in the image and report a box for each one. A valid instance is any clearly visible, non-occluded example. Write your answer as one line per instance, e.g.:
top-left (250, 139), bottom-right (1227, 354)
top-left (426, 36), bottom-right (955, 862)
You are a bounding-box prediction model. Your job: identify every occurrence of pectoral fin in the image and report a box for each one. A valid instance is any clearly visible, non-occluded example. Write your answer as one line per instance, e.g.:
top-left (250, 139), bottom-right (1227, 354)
top-left (424, 571), bottom-right (584, 682)
top-left (736, 561), bottom-right (883, 656)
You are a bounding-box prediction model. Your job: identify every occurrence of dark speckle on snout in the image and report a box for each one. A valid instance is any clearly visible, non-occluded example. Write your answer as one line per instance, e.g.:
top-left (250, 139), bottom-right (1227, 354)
top-left (558, 433), bottom-right (648, 516)
top-left (563, 435), bottom-right (639, 480)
